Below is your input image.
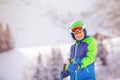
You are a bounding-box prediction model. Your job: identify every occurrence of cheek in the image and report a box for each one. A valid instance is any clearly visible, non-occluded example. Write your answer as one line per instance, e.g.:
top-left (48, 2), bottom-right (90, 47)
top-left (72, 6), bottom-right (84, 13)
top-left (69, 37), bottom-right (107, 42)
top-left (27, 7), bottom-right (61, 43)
top-left (81, 32), bottom-right (84, 36)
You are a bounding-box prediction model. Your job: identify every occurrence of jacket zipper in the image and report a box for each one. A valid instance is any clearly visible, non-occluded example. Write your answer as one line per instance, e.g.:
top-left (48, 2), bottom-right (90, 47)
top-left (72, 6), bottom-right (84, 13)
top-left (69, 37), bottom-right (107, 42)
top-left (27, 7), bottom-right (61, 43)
top-left (74, 42), bottom-right (79, 80)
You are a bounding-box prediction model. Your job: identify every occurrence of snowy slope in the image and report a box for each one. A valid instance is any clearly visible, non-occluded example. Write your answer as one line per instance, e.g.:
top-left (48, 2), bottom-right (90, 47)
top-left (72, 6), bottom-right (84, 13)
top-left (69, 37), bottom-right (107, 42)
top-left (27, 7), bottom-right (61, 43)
top-left (0, 43), bottom-right (71, 80)
top-left (0, 49), bottom-right (30, 80)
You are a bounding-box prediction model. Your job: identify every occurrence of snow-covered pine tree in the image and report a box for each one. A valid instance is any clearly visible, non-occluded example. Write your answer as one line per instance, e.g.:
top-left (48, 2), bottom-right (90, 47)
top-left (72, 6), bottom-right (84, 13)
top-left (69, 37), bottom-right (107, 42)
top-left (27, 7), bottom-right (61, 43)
top-left (43, 66), bottom-right (54, 80)
top-left (0, 23), bottom-right (14, 53)
top-left (4, 24), bottom-right (15, 50)
top-left (47, 48), bottom-right (63, 80)
top-left (0, 23), bottom-right (6, 52)
top-left (94, 33), bottom-right (109, 66)
top-left (32, 53), bottom-right (45, 80)
top-left (81, 0), bottom-right (120, 36)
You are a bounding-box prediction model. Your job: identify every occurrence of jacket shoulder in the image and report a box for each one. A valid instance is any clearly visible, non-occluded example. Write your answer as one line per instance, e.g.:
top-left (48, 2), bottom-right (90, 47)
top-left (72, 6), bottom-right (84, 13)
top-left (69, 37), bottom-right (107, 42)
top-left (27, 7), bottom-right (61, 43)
top-left (82, 36), bottom-right (97, 45)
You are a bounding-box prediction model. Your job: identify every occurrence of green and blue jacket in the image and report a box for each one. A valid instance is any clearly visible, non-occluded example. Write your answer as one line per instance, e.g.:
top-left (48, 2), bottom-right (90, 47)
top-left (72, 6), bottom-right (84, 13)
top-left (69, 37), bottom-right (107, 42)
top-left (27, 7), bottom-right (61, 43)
top-left (65, 36), bottom-right (97, 80)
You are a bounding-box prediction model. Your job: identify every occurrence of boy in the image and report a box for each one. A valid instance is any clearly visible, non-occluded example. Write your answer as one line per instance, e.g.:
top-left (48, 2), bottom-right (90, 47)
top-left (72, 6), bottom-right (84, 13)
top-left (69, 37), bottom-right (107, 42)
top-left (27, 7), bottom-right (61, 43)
top-left (60, 20), bottom-right (97, 80)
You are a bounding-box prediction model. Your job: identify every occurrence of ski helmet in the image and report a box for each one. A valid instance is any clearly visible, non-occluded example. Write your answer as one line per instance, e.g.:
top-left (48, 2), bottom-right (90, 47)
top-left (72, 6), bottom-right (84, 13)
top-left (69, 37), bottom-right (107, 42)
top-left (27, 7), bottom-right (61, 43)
top-left (69, 20), bottom-right (85, 32)
top-left (69, 20), bottom-right (87, 40)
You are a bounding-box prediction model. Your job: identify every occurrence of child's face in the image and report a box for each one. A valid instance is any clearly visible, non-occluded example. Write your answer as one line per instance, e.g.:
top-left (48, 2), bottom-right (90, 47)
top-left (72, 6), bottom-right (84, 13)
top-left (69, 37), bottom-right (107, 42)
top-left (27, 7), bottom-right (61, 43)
top-left (73, 30), bottom-right (85, 40)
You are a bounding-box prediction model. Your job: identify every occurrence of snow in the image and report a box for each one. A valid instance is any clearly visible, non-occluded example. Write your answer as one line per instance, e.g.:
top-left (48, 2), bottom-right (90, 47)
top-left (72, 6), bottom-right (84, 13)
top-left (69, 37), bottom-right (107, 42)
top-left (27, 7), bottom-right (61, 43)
top-left (0, 44), bottom-right (71, 80)
top-left (0, 49), bottom-right (29, 80)
top-left (18, 43), bottom-right (71, 64)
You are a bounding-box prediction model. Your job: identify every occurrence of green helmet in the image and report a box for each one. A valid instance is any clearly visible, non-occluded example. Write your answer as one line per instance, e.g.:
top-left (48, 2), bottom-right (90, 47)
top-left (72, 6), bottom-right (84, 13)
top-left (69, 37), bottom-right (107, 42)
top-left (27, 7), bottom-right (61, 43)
top-left (69, 20), bottom-right (85, 30)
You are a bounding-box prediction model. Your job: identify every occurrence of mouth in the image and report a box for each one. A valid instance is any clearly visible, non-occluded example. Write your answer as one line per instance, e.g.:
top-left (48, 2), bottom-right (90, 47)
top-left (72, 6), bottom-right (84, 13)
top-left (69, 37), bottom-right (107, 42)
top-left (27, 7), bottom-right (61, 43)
top-left (77, 37), bottom-right (81, 39)
top-left (77, 36), bottom-right (82, 38)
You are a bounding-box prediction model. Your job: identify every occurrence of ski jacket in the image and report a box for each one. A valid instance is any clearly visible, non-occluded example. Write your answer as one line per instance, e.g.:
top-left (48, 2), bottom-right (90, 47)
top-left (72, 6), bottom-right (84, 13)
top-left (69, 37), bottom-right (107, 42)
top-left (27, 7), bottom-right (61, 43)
top-left (69, 36), bottom-right (97, 80)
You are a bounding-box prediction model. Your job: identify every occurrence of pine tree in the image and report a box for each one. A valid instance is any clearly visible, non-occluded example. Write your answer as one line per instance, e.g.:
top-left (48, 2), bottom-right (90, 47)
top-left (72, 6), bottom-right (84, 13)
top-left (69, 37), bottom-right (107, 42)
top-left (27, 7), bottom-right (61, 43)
top-left (3, 24), bottom-right (15, 50)
top-left (94, 33), bottom-right (109, 66)
top-left (0, 23), bottom-right (14, 53)
top-left (0, 23), bottom-right (6, 52)
top-left (32, 53), bottom-right (45, 80)
top-left (81, 0), bottom-right (120, 36)
top-left (47, 48), bottom-right (63, 80)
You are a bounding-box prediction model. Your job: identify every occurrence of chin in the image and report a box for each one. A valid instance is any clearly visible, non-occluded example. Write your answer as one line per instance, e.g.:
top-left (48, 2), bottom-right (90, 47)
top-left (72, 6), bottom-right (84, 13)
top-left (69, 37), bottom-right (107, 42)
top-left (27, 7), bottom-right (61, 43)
top-left (76, 38), bottom-right (82, 40)
top-left (76, 37), bottom-right (84, 40)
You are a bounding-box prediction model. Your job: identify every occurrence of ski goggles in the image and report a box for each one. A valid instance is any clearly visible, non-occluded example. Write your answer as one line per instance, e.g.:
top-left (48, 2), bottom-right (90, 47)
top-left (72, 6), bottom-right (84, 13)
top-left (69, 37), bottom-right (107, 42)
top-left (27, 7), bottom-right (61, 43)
top-left (70, 26), bottom-right (83, 34)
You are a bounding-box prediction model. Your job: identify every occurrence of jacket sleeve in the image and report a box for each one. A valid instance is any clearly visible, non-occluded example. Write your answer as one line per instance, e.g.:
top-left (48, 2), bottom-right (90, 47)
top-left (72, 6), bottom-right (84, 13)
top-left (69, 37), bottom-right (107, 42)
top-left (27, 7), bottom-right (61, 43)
top-left (81, 37), bottom-right (97, 68)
